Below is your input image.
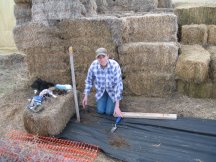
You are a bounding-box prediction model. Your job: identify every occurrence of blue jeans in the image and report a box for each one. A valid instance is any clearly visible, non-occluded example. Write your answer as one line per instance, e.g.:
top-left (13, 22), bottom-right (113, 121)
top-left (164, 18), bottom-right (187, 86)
top-left (96, 91), bottom-right (115, 115)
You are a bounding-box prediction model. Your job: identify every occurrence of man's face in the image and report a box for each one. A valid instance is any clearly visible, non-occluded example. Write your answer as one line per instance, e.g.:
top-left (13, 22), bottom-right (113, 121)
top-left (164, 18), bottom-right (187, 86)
top-left (97, 55), bottom-right (108, 67)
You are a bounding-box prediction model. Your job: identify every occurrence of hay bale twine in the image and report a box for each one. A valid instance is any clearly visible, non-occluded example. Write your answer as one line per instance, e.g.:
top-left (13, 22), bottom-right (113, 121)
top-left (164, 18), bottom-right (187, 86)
top-left (23, 92), bottom-right (76, 136)
top-left (175, 45), bottom-right (211, 83)
top-left (181, 24), bottom-right (207, 45)
top-left (174, 4), bottom-right (216, 25)
top-left (207, 46), bottom-right (216, 83)
top-left (14, 3), bottom-right (31, 25)
top-left (208, 25), bottom-right (216, 45)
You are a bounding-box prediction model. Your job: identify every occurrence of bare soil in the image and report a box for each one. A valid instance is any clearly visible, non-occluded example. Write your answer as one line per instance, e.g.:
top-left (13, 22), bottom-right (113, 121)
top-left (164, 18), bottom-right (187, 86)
top-left (0, 52), bottom-right (215, 161)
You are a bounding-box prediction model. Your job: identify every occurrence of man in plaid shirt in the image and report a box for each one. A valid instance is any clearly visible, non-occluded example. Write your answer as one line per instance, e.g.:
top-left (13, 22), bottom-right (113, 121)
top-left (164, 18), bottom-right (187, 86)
top-left (82, 47), bottom-right (123, 117)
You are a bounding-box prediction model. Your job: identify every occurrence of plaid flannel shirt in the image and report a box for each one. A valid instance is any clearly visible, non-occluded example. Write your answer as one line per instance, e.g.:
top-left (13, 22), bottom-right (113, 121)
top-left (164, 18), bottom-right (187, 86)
top-left (84, 59), bottom-right (123, 102)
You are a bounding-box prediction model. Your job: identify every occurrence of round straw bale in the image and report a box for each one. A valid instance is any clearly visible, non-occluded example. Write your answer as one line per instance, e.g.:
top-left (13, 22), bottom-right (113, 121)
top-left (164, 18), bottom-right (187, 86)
top-left (23, 92), bottom-right (77, 136)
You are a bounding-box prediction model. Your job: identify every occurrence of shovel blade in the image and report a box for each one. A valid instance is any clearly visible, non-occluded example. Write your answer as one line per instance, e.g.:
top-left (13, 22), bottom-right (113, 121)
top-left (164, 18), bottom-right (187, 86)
top-left (111, 126), bottom-right (117, 133)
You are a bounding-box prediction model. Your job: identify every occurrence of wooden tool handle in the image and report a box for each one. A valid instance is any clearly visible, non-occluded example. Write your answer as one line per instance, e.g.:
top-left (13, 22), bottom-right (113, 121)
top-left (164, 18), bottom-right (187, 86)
top-left (114, 112), bottom-right (177, 120)
top-left (69, 46), bottom-right (73, 55)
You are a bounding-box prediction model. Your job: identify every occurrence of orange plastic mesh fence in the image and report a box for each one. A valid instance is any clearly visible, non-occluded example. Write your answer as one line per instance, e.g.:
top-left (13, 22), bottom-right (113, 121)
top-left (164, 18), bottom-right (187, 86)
top-left (0, 130), bottom-right (99, 162)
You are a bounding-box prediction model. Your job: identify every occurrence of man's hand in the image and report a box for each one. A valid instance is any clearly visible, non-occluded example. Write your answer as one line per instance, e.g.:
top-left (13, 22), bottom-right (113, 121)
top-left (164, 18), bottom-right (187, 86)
top-left (113, 101), bottom-right (123, 117)
top-left (82, 94), bottom-right (88, 109)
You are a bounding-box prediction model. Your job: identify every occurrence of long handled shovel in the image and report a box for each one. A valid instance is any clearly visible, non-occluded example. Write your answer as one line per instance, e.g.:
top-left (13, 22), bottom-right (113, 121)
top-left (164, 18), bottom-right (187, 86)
top-left (69, 46), bottom-right (80, 122)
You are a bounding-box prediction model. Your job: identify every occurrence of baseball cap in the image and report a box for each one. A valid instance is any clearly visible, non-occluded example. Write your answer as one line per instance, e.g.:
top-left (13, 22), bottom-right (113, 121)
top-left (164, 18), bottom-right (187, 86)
top-left (95, 48), bottom-right (107, 58)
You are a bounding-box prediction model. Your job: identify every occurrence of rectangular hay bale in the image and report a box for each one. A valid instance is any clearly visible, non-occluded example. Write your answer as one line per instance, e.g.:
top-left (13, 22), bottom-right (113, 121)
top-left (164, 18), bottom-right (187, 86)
top-left (23, 92), bottom-right (76, 136)
top-left (174, 4), bottom-right (216, 25)
top-left (175, 45), bottom-right (211, 83)
top-left (181, 24), bottom-right (207, 45)
top-left (123, 72), bottom-right (176, 97)
top-left (122, 13), bottom-right (178, 43)
top-left (177, 79), bottom-right (216, 98)
top-left (119, 42), bottom-right (178, 73)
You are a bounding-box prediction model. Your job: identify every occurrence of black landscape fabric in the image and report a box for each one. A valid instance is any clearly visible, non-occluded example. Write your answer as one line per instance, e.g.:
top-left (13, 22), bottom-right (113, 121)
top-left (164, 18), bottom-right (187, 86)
top-left (57, 107), bottom-right (216, 162)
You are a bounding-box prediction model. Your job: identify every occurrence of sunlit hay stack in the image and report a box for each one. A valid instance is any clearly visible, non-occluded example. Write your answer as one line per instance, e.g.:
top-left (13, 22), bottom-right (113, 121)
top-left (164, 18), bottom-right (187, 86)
top-left (207, 25), bottom-right (216, 45)
top-left (119, 42), bottom-right (178, 97)
top-left (121, 13), bottom-right (177, 43)
top-left (207, 46), bottom-right (216, 83)
top-left (96, 0), bottom-right (158, 14)
top-left (157, 0), bottom-right (172, 8)
top-left (14, 3), bottom-right (31, 25)
top-left (23, 92), bottom-right (76, 136)
top-left (181, 24), bottom-right (208, 46)
top-left (175, 45), bottom-right (211, 84)
top-left (174, 4), bottom-right (216, 25)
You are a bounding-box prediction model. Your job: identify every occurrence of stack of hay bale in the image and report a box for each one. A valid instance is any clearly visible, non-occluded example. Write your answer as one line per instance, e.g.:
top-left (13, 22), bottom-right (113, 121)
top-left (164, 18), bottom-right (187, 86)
top-left (13, 0), bottom-right (178, 98)
top-left (12, 0), bottom-right (179, 135)
top-left (174, 2), bottom-right (216, 98)
top-left (118, 14), bottom-right (178, 97)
